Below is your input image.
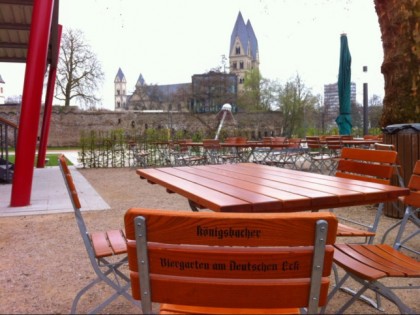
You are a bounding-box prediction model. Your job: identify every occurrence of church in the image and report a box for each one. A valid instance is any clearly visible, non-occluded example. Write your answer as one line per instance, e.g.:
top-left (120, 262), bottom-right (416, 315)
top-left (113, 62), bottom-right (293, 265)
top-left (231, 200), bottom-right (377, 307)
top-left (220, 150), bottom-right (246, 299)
top-left (114, 11), bottom-right (259, 112)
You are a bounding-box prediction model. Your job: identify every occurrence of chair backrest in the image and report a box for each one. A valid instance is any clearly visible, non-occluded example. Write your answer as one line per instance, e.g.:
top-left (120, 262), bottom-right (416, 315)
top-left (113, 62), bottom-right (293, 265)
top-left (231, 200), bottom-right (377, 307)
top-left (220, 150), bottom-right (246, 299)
top-left (125, 209), bottom-right (337, 314)
top-left (177, 139), bottom-right (192, 152)
top-left (363, 134), bottom-right (380, 140)
top-left (262, 136), bottom-right (274, 144)
top-left (306, 136), bottom-right (322, 149)
top-left (272, 136), bottom-right (287, 143)
top-left (335, 147), bottom-right (398, 185)
top-left (325, 136), bottom-right (343, 151)
top-left (59, 154), bottom-right (81, 210)
top-left (404, 160), bottom-right (420, 208)
top-left (224, 137), bottom-right (237, 144)
top-left (235, 136), bottom-right (248, 144)
top-left (59, 154), bottom-right (100, 262)
top-left (340, 135), bottom-right (354, 140)
top-left (202, 139), bottom-right (221, 149)
top-left (374, 142), bottom-right (405, 186)
top-left (287, 137), bottom-right (302, 148)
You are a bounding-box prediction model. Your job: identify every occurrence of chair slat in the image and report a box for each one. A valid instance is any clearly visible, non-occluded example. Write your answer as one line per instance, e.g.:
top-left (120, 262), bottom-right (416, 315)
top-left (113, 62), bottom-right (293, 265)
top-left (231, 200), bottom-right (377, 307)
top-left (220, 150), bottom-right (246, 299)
top-left (340, 147), bottom-right (397, 164)
top-left (107, 230), bottom-right (127, 255)
top-left (159, 303), bottom-right (299, 314)
top-left (130, 272), bottom-right (331, 309)
top-left (336, 223), bottom-right (375, 237)
top-left (336, 159), bottom-right (394, 182)
top-left (91, 232), bottom-right (114, 258)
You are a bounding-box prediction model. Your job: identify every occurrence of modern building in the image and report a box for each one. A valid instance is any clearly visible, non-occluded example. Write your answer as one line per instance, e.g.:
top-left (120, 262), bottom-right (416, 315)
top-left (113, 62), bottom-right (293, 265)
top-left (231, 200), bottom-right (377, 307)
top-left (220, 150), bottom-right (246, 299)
top-left (114, 11), bottom-right (258, 112)
top-left (191, 71), bottom-right (238, 113)
top-left (323, 82), bottom-right (356, 127)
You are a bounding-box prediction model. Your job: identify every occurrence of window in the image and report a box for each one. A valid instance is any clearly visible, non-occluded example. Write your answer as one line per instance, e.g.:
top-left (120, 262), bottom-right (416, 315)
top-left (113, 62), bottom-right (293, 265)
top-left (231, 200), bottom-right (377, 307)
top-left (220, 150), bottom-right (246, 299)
top-left (236, 47), bottom-right (240, 54)
top-left (117, 101), bottom-right (121, 108)
top-left (239, 61), bottom-right (244, 69)
top-left (117, 89), bottom-right (120, 95)
top-left (233, 62), bottom-right (237, 69)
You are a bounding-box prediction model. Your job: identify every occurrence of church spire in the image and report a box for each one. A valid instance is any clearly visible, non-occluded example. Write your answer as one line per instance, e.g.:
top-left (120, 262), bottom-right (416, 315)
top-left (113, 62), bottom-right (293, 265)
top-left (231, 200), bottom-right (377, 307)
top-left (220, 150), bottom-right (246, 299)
top-left (229, 11), bottom-right (259, 92)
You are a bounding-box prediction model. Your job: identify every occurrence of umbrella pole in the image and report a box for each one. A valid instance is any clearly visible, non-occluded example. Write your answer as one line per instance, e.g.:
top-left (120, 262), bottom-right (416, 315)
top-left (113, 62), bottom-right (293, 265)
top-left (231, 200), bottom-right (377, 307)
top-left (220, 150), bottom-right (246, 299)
top-left (215, 111), bottom-right (227, 140)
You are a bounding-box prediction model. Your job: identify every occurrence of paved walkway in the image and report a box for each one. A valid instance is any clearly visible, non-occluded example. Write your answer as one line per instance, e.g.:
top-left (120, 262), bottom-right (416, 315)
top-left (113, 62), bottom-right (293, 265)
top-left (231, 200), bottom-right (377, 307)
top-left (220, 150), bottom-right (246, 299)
top-left (0, 151), bottom-right (110, 217)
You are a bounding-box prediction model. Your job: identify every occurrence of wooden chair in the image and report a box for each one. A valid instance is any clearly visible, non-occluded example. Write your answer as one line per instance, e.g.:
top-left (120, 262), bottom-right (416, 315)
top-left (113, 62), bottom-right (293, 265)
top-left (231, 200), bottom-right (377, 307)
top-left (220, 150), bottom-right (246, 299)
top-left (202, 139), bottom-right (237, 164)
top-left (323, 136), bottom-right (344, 175)
top-left (374, 142), bottom-right (405, 187)
top-left (305, 136), bottom-right (330, 173)
top-left (124, 208), bottom-right (338, 314)
top-left (172, 139), bottom-right (205, 166)
top-left (58, 155), bottom-right (140, 313)
top-left (264, 138), bottom-right (302, 170)
top-left (392, 160), bottom-right (420, 256)
top-left (252, 137), bottom-right (274, 164)
top-left (332, 147), bottom-right (399, 244)
top-left (323, 163), bottom-right (420, 314)
top-left (129, 143), bottom-right (149, 168)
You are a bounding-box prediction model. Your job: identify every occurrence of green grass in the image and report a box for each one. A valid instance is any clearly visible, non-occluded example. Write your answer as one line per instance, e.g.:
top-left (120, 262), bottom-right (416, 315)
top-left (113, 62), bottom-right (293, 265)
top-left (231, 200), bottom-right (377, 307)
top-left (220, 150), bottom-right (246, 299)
top-left (6, 154), bottom-right (73, 166)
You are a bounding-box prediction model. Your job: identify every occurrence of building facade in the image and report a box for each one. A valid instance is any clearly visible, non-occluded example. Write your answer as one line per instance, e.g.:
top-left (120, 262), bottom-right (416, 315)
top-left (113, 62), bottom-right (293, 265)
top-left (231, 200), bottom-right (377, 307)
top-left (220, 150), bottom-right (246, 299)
top-left (114, 11), bottom-right (258, 112)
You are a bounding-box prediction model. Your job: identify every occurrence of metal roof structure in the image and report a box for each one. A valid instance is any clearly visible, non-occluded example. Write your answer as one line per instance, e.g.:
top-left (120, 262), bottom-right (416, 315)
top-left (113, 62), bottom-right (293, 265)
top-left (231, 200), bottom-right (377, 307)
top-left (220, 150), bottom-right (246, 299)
top-left (0, 0), bottom-right (61, 207)
top-left (0, 0), bottom-right (60, 65)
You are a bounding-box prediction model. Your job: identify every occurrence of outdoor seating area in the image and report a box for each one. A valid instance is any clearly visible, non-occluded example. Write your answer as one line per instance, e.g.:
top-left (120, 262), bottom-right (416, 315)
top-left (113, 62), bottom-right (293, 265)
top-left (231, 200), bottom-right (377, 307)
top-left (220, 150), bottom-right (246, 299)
top-left (2, 1), bottom-right (420, 314)
top-left (129, 146), bottom-right (418, 314)
top-left (118, 134), bottom-right (383, 175)
top-left (1, 150), bottom-right (418, 314)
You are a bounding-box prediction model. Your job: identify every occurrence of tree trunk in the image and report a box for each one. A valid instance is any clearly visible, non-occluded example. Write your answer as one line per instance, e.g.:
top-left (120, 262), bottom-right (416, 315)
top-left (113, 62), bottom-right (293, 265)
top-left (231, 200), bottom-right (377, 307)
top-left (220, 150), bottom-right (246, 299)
top-left (374, 0), bottom-right (420, 126)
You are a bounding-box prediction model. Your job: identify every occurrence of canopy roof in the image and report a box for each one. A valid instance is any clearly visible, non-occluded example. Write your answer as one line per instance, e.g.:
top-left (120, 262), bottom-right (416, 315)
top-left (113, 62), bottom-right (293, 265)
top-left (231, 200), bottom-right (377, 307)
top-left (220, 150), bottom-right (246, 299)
top-left (0, 0), bottom-right (61, 207)
top-left (0, 0), bottom-right (60, 65)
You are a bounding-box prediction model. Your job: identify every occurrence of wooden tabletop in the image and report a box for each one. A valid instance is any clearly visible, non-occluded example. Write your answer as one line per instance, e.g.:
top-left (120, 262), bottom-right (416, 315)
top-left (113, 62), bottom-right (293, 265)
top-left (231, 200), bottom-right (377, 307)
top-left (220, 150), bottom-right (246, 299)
top-left (136, 163), bottom-right (409, 213)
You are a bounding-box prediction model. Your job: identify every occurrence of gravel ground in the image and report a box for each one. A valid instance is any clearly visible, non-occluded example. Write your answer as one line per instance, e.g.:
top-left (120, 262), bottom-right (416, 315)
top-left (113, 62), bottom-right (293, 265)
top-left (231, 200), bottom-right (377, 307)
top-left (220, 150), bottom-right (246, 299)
top-left (0, 167), bottom-right (418, 314)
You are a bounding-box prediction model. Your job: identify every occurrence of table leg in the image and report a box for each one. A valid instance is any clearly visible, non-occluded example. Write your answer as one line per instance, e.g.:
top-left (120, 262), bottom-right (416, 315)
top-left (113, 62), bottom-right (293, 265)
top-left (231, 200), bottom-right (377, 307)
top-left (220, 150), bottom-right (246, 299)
top-left (188, 200), bottom-right (200, 212)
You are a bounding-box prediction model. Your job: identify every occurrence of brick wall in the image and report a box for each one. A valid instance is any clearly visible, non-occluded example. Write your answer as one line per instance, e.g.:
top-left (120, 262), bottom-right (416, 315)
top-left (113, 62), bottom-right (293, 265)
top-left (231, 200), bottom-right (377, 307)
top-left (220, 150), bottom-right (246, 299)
top-left (0, 105), bottom-right (283, 146)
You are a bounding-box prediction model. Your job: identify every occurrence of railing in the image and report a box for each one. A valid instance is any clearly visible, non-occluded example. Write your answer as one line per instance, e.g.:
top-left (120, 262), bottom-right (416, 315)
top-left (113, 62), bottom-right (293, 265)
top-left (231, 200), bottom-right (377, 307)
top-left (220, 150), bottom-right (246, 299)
top-left (0, 117), bottom-right (18, 183)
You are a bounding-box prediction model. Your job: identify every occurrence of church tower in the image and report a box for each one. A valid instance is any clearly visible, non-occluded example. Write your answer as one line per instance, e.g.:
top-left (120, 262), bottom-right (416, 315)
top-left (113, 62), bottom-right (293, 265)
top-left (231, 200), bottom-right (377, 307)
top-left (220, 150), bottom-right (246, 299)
top-left (229, 12), bottom-right (259, 93)
top-left (114, 68), bottom-right (127, 111)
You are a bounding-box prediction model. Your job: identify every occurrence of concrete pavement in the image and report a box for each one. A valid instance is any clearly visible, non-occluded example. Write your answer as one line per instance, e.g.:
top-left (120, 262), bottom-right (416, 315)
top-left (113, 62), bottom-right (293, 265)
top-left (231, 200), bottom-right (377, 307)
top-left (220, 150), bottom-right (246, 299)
top-left (0, 151), bottom-right (110, 217)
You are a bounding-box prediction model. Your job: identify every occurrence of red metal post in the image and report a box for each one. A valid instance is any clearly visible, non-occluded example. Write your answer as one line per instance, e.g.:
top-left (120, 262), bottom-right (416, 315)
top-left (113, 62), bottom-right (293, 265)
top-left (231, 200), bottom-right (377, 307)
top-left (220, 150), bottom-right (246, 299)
top-left (10, 0), bottom-right (55, 207)
top-left (37, 24), bottom-right (62, 168)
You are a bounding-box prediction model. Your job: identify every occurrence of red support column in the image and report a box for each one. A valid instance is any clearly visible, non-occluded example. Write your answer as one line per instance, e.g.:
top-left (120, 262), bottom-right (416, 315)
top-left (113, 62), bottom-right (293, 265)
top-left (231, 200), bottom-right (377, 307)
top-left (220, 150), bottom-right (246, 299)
top-left (10, 0), bottom-right (55, 207)
top-left (37, 24), bottom-right (62, 168)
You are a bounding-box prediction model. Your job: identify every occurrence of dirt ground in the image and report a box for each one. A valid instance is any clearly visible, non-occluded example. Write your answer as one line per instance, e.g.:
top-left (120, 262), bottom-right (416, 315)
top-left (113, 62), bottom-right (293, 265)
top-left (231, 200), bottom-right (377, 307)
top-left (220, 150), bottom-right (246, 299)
top-left (0, 167), bottom-right (418, 314)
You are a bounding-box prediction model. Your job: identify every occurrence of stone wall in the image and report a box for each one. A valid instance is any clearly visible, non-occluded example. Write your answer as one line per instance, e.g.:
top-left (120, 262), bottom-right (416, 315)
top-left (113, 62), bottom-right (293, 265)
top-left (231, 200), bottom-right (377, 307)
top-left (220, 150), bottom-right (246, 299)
top-left (0, 105), bottom-right (283, 146)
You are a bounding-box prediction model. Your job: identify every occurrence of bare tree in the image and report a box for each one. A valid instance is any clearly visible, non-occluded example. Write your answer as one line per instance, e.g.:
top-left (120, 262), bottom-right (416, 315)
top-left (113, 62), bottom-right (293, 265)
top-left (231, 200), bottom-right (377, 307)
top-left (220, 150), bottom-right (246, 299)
top-left (55, 28), bottom-right (104, 108)
top-left (278, 75), bottom-right (318, 137)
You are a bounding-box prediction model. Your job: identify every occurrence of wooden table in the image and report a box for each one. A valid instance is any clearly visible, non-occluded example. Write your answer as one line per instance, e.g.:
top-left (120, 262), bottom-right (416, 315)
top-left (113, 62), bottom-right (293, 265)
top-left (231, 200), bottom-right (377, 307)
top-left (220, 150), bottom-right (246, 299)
top-left (136, 163), bottom-right (409, 213)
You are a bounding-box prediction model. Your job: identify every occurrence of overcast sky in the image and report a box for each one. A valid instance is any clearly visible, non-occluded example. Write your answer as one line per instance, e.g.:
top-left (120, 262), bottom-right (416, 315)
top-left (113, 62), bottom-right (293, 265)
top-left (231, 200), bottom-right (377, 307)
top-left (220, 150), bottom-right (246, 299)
top-left (1, 0), bottom-right (384, 110)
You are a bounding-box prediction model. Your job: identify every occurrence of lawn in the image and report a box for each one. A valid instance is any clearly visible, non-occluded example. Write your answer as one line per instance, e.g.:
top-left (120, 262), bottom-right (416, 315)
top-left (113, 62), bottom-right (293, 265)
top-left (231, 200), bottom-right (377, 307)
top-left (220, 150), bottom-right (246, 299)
top-left (6, 154), bottom-right (73, 166)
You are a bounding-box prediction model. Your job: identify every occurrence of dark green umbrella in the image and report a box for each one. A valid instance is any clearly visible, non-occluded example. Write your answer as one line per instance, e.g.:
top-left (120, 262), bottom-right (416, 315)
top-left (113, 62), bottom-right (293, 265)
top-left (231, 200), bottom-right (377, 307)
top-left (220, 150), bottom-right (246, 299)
top-left (336, 33), bottom-right (352, 135)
